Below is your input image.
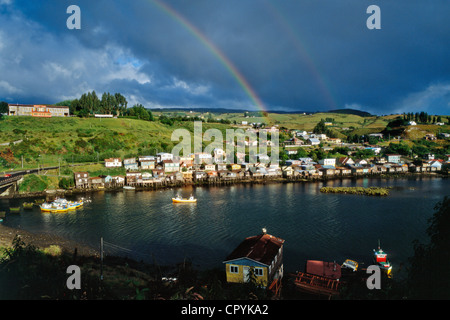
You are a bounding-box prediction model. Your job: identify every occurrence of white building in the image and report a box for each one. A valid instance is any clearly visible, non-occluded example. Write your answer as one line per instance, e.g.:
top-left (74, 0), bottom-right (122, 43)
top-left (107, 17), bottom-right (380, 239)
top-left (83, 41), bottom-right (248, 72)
top-left (194, 152), bottom-right (212, 164)
top-left (156, 152), bottom-right (173, 163)
top-left (104, 158), bottom-right (122, 168)
top-left (213, 148), bottom-right (226, 164)
top-left (318, 158), bottom-right (336, 167)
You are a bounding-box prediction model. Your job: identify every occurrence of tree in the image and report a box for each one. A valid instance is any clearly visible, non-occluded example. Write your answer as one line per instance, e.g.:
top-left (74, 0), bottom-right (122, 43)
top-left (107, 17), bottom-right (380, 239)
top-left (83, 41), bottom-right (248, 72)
top-left (0, 101), bottom-right (9, 114)
top-left (313, 119), bottom-right (327, 134)
top-left (407, 197), bottom-right (450, 299)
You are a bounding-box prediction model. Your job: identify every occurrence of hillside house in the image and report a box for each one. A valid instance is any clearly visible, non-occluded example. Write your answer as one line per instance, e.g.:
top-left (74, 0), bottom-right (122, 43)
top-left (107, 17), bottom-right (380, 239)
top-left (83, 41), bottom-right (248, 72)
top-left (104, 158), bottom-right (122, 168)
top-left (139, 156), bottom-right (156, 170)
top-left (123, 158), bottom-right (139, 171)
top-left (156, 152), bottom-right (173, 163)
top-left (163, 160), bottom-right (180, 173)
top-left (386, 154), bottom-right (401, 164)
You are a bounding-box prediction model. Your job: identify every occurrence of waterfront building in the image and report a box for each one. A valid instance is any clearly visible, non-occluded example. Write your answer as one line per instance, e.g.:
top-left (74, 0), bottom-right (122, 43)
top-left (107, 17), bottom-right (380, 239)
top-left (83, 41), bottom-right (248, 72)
top-left (223, 230), bottom-right (285, 289)
top-left (318, 158), bottom-right (336, 167)
top-left (74, 172), bottom-right (89, 188)
top-left (8, 104), bottom-right (70, 117)
top-left (89, 176), bottom-right (104, 188)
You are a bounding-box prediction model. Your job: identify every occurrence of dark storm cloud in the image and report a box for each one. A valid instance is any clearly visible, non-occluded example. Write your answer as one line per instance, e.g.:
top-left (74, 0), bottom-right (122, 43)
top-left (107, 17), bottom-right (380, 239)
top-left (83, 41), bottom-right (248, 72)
top-left (0, 0), bottom-right (448, 114)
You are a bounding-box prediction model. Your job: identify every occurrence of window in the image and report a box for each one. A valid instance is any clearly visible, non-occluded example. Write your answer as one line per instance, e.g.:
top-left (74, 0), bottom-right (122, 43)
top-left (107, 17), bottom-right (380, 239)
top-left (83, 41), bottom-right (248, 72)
top-left (229, 265), bottom-right (239, 274)
top-left (254, 268), bottom-right (264, 277)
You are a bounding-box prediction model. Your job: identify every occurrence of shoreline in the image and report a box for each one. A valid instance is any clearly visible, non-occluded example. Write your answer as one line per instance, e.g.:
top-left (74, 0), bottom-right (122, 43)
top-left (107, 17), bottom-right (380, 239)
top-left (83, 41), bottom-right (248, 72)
top-left (0, 223), bottom-right (99, 257)
top-left (0, 171), bottom-right (447, 200)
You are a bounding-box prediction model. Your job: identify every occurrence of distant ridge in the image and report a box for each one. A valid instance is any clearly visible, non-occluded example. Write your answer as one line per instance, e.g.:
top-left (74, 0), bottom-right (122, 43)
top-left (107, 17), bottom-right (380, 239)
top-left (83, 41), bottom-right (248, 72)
top-left (326, 108), bottom-right (373, 117)
top-left (152, 107), bottom-right (375, 116)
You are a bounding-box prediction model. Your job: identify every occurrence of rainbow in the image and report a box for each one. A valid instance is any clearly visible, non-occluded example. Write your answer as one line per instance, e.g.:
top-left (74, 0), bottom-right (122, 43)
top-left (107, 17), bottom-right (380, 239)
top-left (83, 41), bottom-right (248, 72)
top-left (147, 0), bottom-right (267, 112)
top-left (262, 0), bottom-right (338, 110)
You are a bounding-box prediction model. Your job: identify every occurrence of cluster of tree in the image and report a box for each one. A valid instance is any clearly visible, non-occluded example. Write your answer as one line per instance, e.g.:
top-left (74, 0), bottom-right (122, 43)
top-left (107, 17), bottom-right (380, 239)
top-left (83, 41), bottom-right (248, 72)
top-left (64, 91), bottom-right (128, 117)
top-left (156, 113), bottom-right (233, 126)
top-left (126, 104), bottom-right (153, 121)
top-left (313, 119), bottom-right (340, 138)
top-left (244, 111), bottom-right (268, 118)
top-left (403, 112), bottom-right (447, 124)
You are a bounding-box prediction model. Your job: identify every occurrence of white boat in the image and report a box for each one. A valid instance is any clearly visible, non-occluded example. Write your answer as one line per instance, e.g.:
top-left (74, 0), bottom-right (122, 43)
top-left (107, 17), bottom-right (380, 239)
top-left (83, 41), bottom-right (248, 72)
top-left (123, 186), bottom-right (135, 190)
top-left (40, 198), bottom-right (83, 213)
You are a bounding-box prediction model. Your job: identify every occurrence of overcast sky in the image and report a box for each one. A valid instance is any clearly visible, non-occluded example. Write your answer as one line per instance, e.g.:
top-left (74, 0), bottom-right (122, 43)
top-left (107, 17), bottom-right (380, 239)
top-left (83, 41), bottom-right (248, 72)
top-left (0, 0), bottom-right (448, 115)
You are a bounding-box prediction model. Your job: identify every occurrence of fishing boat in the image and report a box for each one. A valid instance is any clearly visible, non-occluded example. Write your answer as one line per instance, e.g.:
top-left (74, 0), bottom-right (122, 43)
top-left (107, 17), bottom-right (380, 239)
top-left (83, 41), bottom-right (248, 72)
top-left (40, 198), bottom-right (83, 213)
top-left (172, 195), bottom-right (197, 203)
top-left (291, 260), bottom-right (342, 297)
top-left (341, 259), bottom-right (358, 272)
top-left (373, 241), bottom-right (392, 275)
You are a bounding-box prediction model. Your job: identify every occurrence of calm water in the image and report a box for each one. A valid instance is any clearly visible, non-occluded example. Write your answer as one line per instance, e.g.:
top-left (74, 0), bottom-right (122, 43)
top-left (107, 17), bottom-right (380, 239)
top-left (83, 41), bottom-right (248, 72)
top-left (1, 176), bottom-right (449, 277)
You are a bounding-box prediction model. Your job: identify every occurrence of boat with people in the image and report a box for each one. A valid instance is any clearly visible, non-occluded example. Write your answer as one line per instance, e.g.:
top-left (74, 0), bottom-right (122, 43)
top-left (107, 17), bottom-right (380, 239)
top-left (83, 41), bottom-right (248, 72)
top-left (373, 240), bottom-right (392, 275)
top-left (40, 198), bottom-right (83, 213)
top-left (172, 195), bottom-right (197, 203)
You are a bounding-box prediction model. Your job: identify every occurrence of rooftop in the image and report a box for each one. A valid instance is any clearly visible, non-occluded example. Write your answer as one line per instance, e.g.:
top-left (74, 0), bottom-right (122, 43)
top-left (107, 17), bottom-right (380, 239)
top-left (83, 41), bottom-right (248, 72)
top-left (224, 233), bottom-right (285, 266)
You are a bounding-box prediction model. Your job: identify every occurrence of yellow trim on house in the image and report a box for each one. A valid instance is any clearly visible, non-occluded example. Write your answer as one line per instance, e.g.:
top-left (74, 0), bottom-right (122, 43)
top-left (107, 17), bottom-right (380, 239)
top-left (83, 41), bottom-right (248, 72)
top-left (225, 263), bottom-right (268, 287)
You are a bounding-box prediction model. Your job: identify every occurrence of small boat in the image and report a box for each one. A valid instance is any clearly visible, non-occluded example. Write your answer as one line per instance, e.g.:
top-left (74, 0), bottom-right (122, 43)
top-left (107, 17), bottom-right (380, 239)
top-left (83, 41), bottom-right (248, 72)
top-left (341, 259), bottom-right (358, 272)
top-left (34, 199), bottom-right (45, 205)
top-left (40, 198), bottom-right (83, 213)
top-left (172, 195), bottom-right (197, 203)
top-left (23, 202), bottom-right (34, 210)
top-left (291, 261), bottom-right (342, 297)
top-left (373, 240), bottom-right (392, 275)
top-left (9, 207), bottom-right (20, 213)
top-left (123, 186), bottom-right (135, 190)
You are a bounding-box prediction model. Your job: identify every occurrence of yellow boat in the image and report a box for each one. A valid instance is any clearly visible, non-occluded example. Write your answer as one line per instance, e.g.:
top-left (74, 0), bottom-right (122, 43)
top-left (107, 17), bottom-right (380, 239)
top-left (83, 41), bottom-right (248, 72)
top-left (40, 198), bottom-right (83, 213)
top-left (172, 196), bottom-right (197, 203)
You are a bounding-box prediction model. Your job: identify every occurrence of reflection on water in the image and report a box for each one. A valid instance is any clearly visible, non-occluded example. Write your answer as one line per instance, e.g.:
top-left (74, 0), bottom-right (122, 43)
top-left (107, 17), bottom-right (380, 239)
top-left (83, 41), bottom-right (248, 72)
top-left (1, 177), bottom-right (449, 276)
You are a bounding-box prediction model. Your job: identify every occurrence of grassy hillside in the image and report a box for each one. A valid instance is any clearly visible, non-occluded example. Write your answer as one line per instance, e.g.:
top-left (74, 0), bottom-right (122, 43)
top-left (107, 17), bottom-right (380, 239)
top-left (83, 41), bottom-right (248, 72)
top-left (0, 112), bottom-right (448, 172)
top-left (0, 116), bottom-right (234, 171)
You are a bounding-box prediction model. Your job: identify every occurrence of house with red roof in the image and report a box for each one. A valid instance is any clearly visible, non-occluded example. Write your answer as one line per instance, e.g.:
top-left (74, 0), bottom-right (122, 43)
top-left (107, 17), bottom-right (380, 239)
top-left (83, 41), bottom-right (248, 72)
top-left (223, 230), bottom-right (285, 288)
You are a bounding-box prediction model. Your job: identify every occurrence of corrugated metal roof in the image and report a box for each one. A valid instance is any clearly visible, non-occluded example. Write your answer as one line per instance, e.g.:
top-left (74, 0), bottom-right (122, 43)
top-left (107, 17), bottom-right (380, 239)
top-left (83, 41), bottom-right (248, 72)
top-left (224, 233), bottom-right (284, 266)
